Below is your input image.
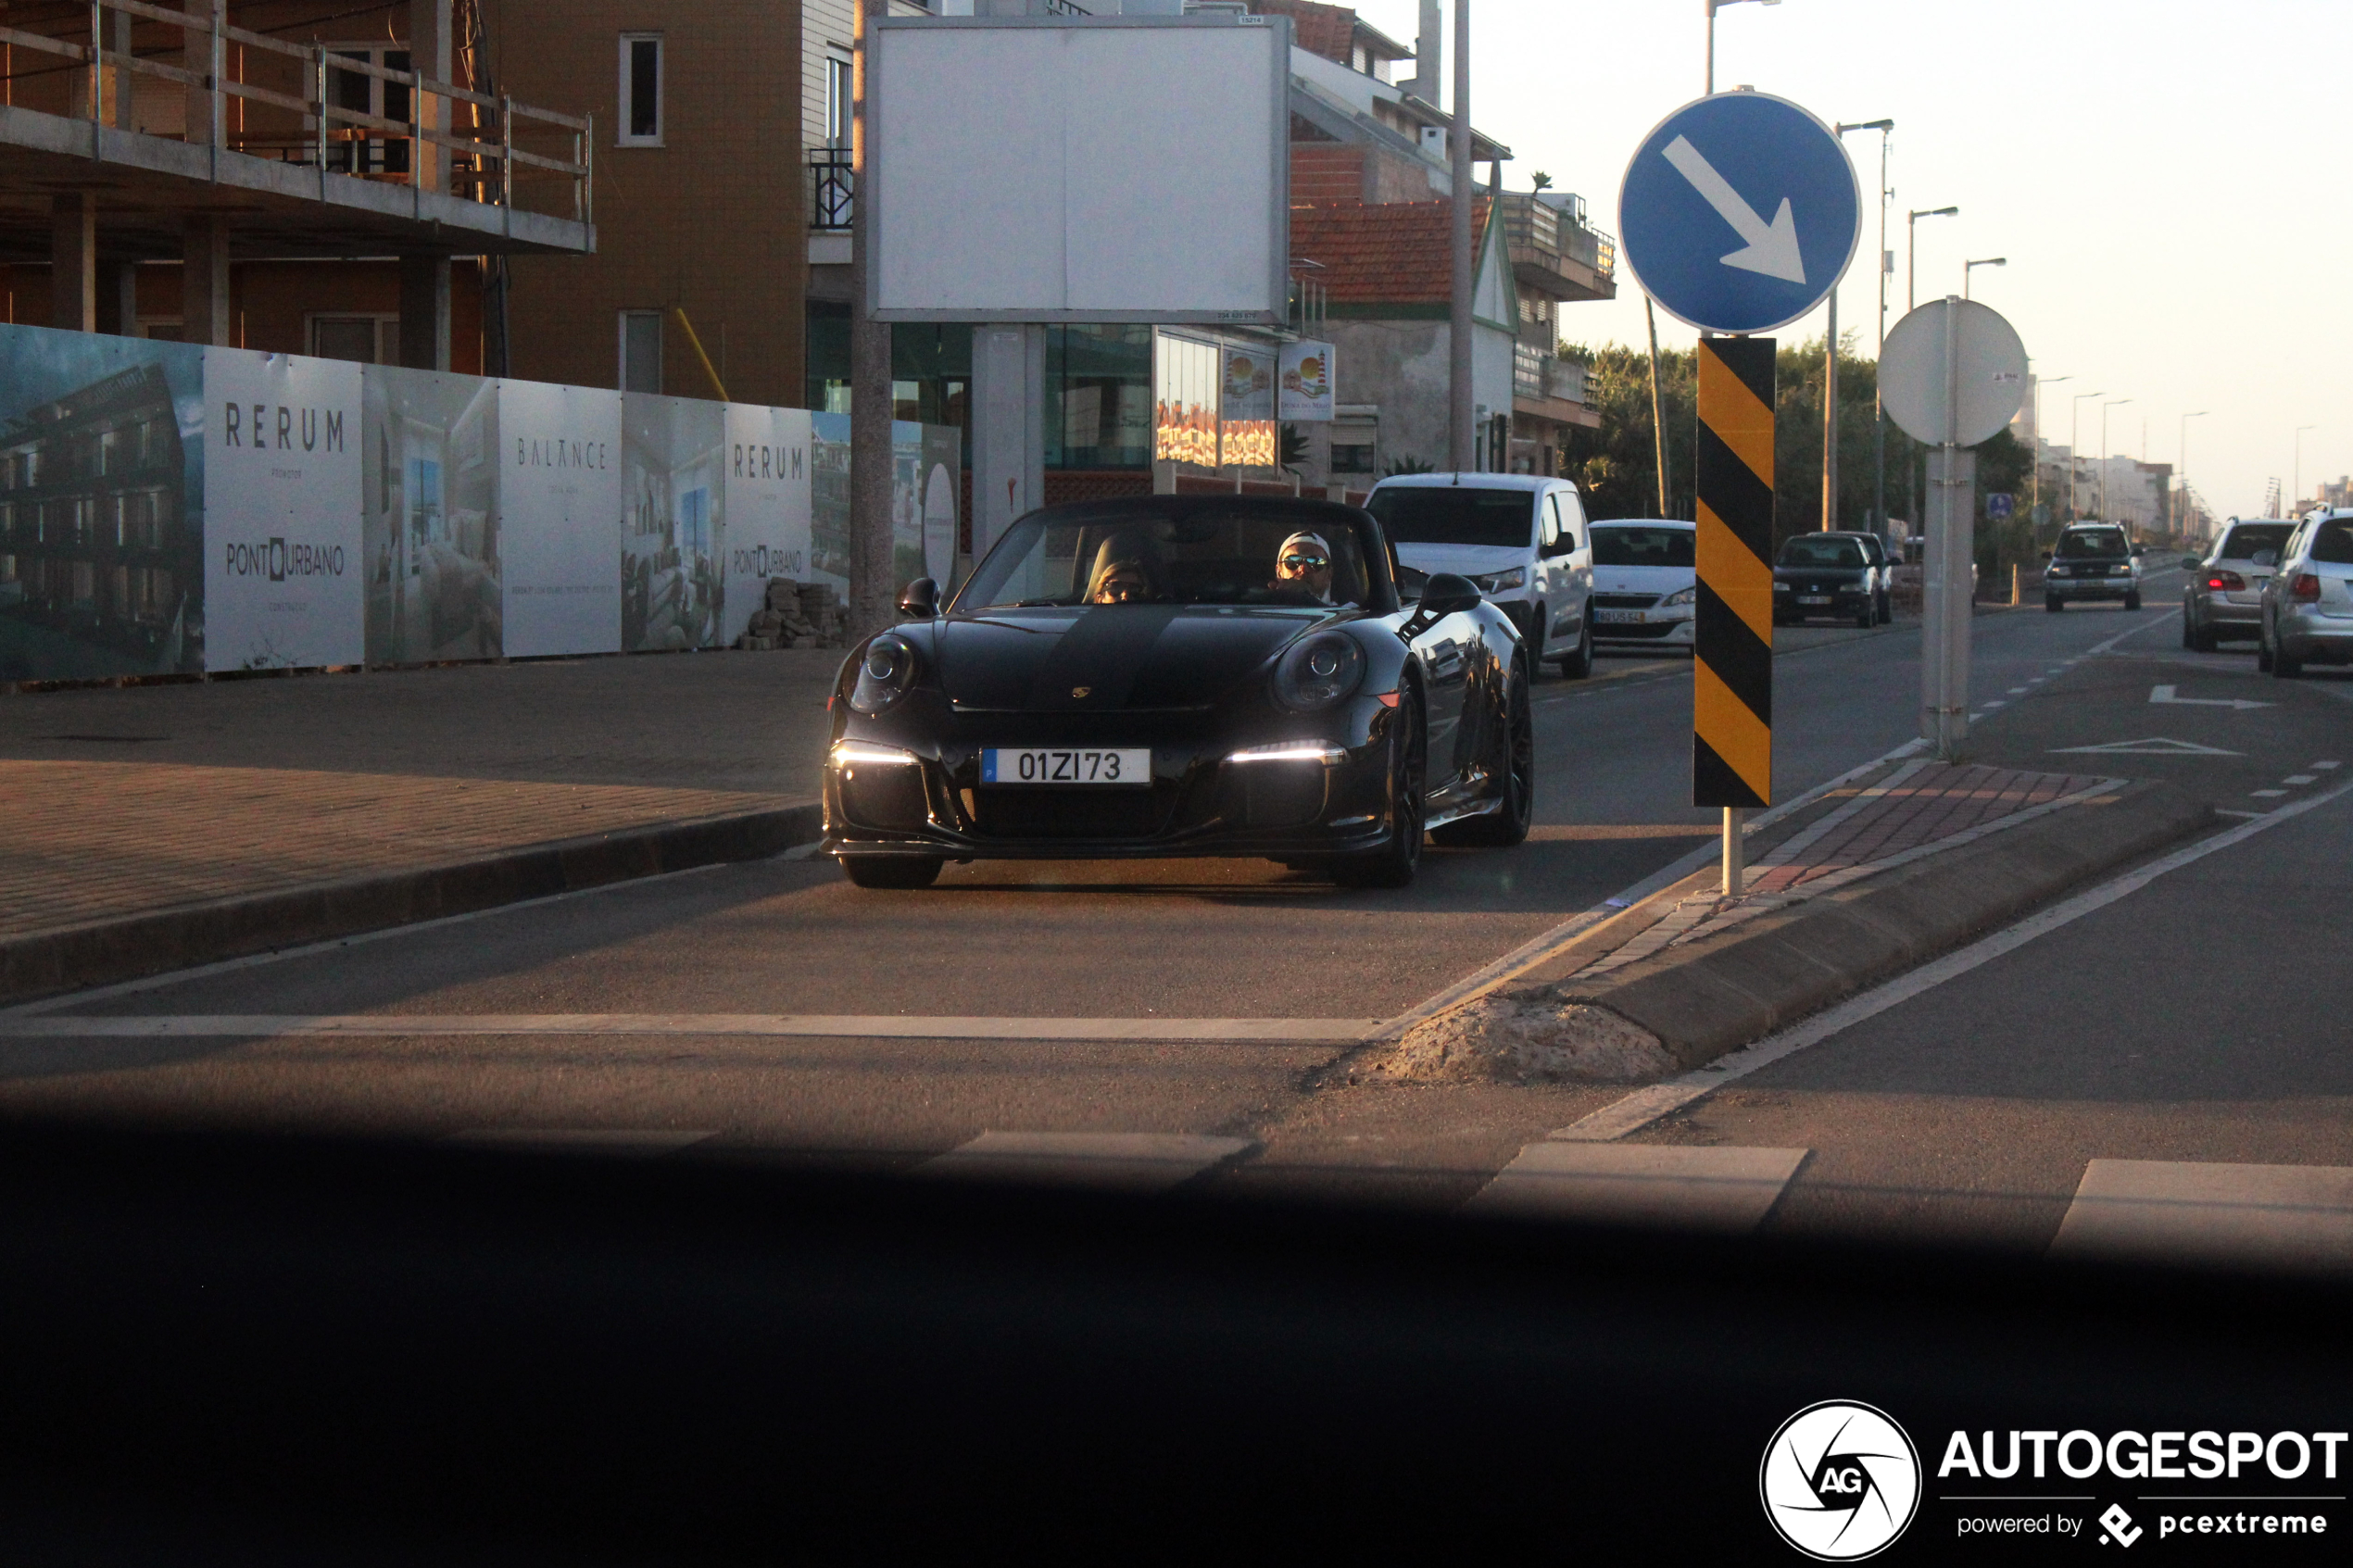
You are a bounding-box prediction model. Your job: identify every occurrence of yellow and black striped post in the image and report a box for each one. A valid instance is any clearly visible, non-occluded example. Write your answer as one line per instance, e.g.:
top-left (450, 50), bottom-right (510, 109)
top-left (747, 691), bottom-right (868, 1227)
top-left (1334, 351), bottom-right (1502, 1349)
top-left (1693, 336), bottom-right (1774, 815)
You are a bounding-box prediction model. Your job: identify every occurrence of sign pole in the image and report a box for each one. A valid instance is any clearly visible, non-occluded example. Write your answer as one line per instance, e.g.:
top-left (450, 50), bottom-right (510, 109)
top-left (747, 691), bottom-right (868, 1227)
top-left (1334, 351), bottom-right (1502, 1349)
top-left (1694, 336), bottom-right (1775, 893)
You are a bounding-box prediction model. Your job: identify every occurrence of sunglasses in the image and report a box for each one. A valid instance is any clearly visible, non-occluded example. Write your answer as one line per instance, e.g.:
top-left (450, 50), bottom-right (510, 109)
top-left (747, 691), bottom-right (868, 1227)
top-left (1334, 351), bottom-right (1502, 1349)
top-left (1280, 554), bottom-right (1330, 571)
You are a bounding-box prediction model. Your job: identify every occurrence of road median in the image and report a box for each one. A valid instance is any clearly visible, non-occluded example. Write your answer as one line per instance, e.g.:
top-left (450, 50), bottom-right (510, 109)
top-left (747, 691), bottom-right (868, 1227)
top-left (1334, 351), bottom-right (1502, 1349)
top-left (1368, 769), bottom-right (2213, 1085)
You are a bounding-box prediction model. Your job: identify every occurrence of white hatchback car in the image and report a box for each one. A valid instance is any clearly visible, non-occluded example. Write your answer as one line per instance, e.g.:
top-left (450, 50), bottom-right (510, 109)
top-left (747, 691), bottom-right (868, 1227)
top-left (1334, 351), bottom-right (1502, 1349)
top-left (1364, 473), bottom-right (1596, 678)
top-left (1584, 518), bottom-right (1697, 652)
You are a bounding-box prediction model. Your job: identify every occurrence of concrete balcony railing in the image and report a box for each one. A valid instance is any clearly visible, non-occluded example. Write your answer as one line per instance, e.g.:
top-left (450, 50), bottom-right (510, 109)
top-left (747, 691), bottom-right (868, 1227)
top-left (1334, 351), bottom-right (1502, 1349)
top-left (1515, 342), bottom-right (1589, 408)
top-left (1497, 191), bottom-right (1616, 304)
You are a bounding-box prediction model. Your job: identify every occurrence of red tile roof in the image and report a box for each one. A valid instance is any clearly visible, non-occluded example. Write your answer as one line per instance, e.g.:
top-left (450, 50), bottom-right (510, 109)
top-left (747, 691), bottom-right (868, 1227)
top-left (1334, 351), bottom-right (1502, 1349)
top-left (1289, 198), bottom-right (1491, 306)
top-left (1248, 1), bottom-right (1358, 69)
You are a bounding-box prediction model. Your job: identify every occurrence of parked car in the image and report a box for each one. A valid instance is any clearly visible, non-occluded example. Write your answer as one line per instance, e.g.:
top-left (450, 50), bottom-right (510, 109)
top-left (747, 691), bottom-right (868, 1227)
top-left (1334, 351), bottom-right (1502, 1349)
top-left (1585, 519), bottom-right (1697, 652)
top-left (823, 495), bottom-right (1533, 890)
top-left (1772, 532), bottom-right (1891, 627)
top-left (2182, 518), bottom-right (2295, 651)
top-left (2256, 508), bottom-right (2353, 677)
top-left (1364, 473), bottom-right (1594, 678)
top-left (2042, 523), bottom-right (2140, 610)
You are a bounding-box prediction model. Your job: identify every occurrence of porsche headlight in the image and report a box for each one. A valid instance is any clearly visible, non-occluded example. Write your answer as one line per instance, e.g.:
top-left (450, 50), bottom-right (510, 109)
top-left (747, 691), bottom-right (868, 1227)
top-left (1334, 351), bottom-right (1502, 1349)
top-left (1664, 584), bottom-right (1699, 607)
top-left (1272, 633), bottom-right (1365, 713)
top-left (848, 633), bottom-right (920, 715)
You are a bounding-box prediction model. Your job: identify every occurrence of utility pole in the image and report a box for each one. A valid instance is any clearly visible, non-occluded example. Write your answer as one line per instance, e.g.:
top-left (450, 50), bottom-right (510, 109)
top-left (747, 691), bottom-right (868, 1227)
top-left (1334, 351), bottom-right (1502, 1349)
top-left (2069, 390), bottom-right (2101, 523)
top-left (1447, 0), bottom-right (1474, 473)
top-left (1829, 119), bottom-right (1890, 533)
top-left (1705, 0), bottom-right (1780, 95)
top-left (849, 0), bottom-right (894, 641)
top-left (1906, 205), bottom-right (1957, 314)
top-left (1868, 122), bottom-right (1893, 541)
top-left (1646, 296), bottom-right (1669, 516)
top-left (1963, 257), bottom-right (2005, 298)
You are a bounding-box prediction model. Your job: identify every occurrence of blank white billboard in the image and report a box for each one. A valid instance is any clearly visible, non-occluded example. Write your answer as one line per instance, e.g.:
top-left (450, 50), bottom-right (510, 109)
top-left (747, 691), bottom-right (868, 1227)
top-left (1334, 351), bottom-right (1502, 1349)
top-left (869, 16), bottom-right (1290, 324)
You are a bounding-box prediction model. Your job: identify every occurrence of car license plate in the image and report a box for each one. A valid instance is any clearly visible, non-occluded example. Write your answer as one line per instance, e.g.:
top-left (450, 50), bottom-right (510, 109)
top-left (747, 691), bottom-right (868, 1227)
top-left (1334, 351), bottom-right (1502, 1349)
top-left (1595, 608), bottom-right (1645, 623)
top-left (1799, 595), bottom-right (1831, 605)
top-left (981, 747), bottom-right (1150, 786)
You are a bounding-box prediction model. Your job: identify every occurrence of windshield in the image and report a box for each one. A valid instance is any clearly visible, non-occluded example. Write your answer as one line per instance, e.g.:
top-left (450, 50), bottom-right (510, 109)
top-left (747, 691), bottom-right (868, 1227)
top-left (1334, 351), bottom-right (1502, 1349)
top-left (1589, 526), bottom-right (1696, 568)
top-left (2056, 528), bottom-right (2130, 558)
top-left (1365, 486), bottom-right (1535, 549)
top-left (953, 504), bottom-right (1381, 611)
top-left (1778, 536), bottom-right (1867, 569)
top-left (2219, 523), bottom-right (2292, 561)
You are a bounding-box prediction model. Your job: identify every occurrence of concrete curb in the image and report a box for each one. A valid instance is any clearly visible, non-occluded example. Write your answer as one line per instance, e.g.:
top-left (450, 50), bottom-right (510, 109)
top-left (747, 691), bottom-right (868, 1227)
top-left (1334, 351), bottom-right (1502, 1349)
top-left (1532, 780), bottom-right (2213, 1073)
top-left (0, 802), bottom-right (824, 1006)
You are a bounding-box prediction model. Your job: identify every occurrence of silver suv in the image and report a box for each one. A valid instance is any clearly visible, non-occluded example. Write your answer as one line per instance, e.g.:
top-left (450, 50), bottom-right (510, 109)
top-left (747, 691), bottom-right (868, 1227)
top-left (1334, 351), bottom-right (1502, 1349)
top-left (2182, 518), bottom-right (2294, 651)
top-left (2043, 523), bottom-right (2140, 610)
top-left (2258, 508), bottom-right (2353, 677)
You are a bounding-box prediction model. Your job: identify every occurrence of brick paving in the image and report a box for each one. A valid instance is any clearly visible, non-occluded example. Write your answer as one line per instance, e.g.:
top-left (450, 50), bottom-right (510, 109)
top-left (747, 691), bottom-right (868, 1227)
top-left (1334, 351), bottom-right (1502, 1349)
top-left (1, 759), bottom-right (800, 940)
top-left (1574, 760), bottom-right (2122, 981)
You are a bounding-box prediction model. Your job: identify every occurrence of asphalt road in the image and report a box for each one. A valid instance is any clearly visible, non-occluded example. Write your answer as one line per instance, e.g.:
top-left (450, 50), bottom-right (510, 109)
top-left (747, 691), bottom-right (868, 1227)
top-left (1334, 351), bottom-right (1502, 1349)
top-left (9, 565), bottom-right (2349, 1239)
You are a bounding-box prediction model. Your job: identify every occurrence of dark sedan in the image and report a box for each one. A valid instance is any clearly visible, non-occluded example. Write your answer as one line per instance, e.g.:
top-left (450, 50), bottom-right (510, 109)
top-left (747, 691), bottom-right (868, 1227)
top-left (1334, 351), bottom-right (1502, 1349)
top-left (2043, 523), bottom-right (2141, 610)
top-left (1772, 533), bottom-right (1885, 628)
top-left (822, 495), bottom-right (1534, 890)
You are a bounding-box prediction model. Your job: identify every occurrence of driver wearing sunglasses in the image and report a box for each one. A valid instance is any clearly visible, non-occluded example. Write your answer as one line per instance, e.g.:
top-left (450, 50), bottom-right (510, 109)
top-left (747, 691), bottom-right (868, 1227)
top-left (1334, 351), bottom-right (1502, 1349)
top-left (1273, 531), bottom-right (1335, 605)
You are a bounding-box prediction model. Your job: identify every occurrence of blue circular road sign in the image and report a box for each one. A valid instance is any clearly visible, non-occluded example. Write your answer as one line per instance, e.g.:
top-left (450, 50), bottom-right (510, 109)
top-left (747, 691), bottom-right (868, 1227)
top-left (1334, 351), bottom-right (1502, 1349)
top-left (1618, 93), bottom-right (1861, 335)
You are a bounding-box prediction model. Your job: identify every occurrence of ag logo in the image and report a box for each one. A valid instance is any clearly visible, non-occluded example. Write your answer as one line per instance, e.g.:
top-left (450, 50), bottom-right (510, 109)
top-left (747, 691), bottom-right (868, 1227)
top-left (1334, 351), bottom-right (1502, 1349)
top-left (1760, 1400), bottom-right (1920, 1561)
top-left (2098, 1504), bottom-right (2142, 1547)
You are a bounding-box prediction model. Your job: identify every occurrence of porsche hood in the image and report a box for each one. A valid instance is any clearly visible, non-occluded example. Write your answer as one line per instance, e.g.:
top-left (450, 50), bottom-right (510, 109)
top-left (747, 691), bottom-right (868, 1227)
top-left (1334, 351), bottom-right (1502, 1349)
top-left (925, 605), bottom-right (1333, 711)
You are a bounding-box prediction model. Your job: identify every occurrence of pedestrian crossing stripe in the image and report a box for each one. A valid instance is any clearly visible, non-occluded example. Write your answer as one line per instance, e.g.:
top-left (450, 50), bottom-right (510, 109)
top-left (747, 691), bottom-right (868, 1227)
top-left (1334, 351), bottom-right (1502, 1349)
top-left (1694, 336), bottom-right (1775, 808)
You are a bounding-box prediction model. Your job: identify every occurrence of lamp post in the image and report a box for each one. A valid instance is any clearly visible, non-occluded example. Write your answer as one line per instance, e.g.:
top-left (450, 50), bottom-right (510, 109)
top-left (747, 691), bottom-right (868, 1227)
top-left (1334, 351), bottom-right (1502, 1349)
top-left (2295, 424), bottom-right (2316, 514)
top-left (1963, 257), bottom-right (2006, 298)
top-left (2068, 390), bottom-right (2102, 522)
top-left (1705, 0), bottom-right (1780, 95)
top-left (1848, 120), bottom-right (1894, 540)
top-left (2180, 410), bottom-right (2207, 542)
top-left (1826, 119), bottom-right (1891, 533)
top-left (2100, 398), bottom-right (2133, 524)
top-left (1906, 206), bottom-right (1957, 313)
top-left (2032, 373), bottom-right (2070, 531)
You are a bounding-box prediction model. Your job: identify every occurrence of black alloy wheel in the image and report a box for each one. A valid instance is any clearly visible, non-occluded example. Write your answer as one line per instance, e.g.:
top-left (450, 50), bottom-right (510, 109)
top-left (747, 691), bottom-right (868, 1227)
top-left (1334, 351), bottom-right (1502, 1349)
top-left (2272, 627), bottom-right (2305, 678)
top-left (839, 855), bottom-right (945, 890)
top-left (2181, 605), bottom-right (2197, 649)
top-left (1555, 615), bottom-right (1593, 680)
top-left (1434, 660), bottom-right (1533, 848)
top-left (1330, 691), bottom-right (1425, 889)
top-left (2257, 620), bottom-right (2275, 672)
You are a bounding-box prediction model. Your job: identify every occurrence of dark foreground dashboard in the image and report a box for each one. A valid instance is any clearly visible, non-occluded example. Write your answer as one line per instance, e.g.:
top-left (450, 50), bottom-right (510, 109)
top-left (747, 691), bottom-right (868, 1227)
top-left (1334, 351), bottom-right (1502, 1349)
top-left (0, 1119), bottom-right (2342, 1564)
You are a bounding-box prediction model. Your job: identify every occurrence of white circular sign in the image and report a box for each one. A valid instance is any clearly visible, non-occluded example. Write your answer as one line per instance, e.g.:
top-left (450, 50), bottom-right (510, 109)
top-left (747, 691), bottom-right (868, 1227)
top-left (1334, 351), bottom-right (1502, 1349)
top-left (1879, 298), bottom-right (2029, 448)
top-left (1758, 1400), bottom-right (1921, 1561)
top-left (921, 462), bottom-right (958, 585)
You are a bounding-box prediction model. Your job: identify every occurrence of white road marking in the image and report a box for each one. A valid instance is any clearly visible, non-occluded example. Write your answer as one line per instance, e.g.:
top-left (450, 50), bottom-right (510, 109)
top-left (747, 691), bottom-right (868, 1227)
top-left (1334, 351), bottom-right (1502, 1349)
top-left (2214, 809), bottom-right (2264, 819)
top-left (447, 1128), bottom-right (717, 1156)
top-left (1982, 699), bottom-right (2007, 709)
top-left (0, 1014), bottom-right (1377, 1044)
top-left (913, 1131), bottom-right (1252, 1193)
top-left (2008, 686), bottom-right (2030, 695)
top-left (2050, 736), bottom-right (2241, 756)
top-left (2316, 760), bottom-right (2344, 770)
top-left (2149, 684), bottom-right (2274, 711)
top-left (1552, 772), bottom-right (2353, 1143)
top-left (2252, 789), bottom-right (2287, 798)
top-left (2284, 774), bottom-right (2318, 785)
top-left (1462, 1143), bottom-right (1807, 1232)
top-left (2050, 1160), bottom-right (2353, 1273)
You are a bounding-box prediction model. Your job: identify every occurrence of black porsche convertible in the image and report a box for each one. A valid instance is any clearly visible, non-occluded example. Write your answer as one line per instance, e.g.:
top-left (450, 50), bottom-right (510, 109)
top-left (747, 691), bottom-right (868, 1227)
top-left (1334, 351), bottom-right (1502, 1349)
top-left (821, 495), bottom-right (1534, 889)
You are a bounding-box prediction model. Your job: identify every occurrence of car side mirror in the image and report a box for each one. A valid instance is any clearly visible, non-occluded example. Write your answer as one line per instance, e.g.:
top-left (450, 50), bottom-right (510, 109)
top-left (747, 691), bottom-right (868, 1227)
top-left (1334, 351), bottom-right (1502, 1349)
top-left (2180, 556), bottom-right (2200, 571)
top-left (1417, 572), bottom-right (1481, 620)
top-left (2039, 549), bottom-right (2052, 561)
top-left (897, 578), bottom-right (940, 620)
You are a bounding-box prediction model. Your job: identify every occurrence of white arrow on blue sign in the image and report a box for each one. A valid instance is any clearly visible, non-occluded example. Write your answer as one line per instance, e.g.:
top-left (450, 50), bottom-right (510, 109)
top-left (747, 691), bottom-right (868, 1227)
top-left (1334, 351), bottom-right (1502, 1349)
top-left (1618, 93), bottom-right (1862, 335)
top-left (1986, 493), bottom-right (2015, 519)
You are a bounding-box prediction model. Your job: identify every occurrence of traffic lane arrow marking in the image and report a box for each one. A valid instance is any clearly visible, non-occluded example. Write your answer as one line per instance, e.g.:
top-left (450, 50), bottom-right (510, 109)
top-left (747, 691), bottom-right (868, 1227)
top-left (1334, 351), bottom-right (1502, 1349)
top-left (2150, 683), bottom-right (2275, 711)
top-left (1661, 135), bottom-right (1806, 284)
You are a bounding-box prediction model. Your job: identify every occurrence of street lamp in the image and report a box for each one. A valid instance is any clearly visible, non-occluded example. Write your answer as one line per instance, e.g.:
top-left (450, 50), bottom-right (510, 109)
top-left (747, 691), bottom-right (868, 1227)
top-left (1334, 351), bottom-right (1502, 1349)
top-left (1838, 119), bottom-right (1897, 539)
top-left (1705, 0), bottom-right (1780, 95)
top-left (1825, 119), bottom-right (1892, 533)
top-left (1963, 257), bottom-right (2006, 299)
top-left (2068, 390), bottom-right (2103, 523)
top-left (2179, 410), bottom-right (2208, 542)
top-left (2100, 398), bottom-right (2133, 524)
top-left (2032, 374), bottom-right (2070, 528)
top-left (1906, 206), bottom-right (1957, 313)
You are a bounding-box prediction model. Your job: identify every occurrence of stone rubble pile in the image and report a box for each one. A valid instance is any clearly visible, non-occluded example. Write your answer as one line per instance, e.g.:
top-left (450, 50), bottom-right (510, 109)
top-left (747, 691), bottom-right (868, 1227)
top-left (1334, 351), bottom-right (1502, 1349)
top-left (736, 578), bottom-right (847, 651)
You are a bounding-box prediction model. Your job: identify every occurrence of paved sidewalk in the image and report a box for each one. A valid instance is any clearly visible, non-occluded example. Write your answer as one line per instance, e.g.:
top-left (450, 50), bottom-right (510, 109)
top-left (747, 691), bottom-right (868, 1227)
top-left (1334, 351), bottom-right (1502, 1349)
top-left (1, 652), bottom-right (840, 999)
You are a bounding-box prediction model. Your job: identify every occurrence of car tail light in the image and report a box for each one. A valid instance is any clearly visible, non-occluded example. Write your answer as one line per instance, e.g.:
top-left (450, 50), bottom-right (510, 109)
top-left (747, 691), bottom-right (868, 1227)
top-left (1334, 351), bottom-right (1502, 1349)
top-left (2205, 571), bottom-right (2245, 592)
top-left (2291, 572), bottom-right (2322, 604)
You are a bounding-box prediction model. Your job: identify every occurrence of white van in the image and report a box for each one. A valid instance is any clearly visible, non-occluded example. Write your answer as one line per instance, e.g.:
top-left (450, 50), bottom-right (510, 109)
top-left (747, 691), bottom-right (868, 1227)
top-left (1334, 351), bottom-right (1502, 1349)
top-left (1585, 518), bottom-right (1697, 652)
top-left (1363, 473), bottom-right (1595, 678)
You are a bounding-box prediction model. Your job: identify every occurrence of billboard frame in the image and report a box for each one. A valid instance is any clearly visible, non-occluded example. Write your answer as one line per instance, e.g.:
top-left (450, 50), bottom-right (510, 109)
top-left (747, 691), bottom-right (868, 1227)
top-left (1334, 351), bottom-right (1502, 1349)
top-left (865, 14), bottom-right (1292, 327)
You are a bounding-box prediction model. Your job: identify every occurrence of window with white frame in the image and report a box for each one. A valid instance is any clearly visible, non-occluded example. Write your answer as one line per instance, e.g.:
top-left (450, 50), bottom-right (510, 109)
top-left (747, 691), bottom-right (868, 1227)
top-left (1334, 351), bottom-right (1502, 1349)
top-left (824, 53), bottom-right (852, 147)
top-left (312, 44), bottom-right (413, 174)
top-left (619, 34), bottom-right (663, 146)
top-left (620, 311), bottom-right (662, 395)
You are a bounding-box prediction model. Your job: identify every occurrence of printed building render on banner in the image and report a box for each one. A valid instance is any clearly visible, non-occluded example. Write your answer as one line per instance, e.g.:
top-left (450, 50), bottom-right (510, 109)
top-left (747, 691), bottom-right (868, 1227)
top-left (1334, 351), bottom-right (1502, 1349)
top-left (623, 393), bottom-right (727, 654)
top-left (720, 403), bottom-right (812, 647)
top-left (498, 381), bottom-right (622, 659)
top-left (812, 413), bottom-right (957, 605)
top-left (0, 324), bottom-right (206, 683)
top-left (203, 350), bottom-right (365, 671)
top-left (362, 366), bottom-right (501, 664)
